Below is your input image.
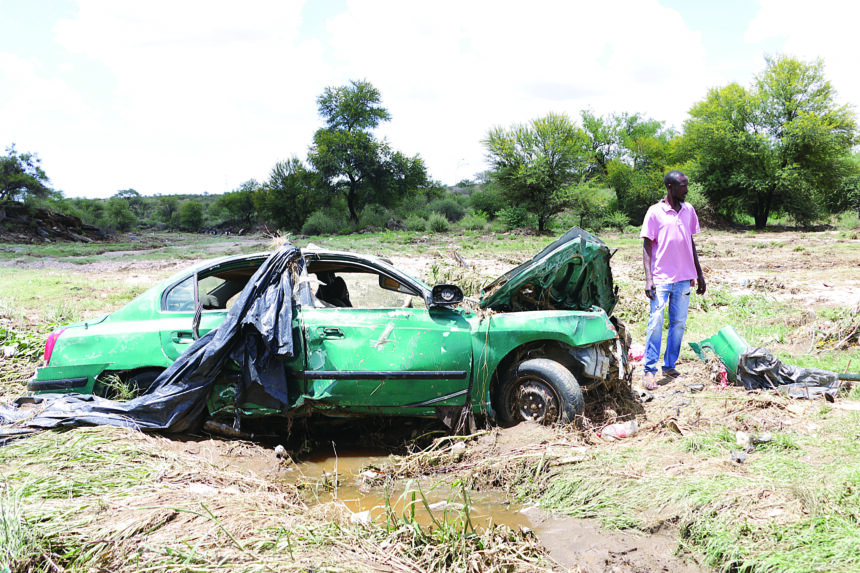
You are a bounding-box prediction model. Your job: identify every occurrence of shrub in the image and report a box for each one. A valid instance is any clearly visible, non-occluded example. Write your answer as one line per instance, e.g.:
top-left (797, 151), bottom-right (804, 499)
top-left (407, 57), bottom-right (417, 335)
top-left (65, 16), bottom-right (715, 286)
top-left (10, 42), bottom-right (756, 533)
top-left (459, 212), bottom-right (488, 231)
top-left (302, 208), bottom-right (349, 236)
top-left (602, 210), bottom-right (631, 230)
top-left (358, 204), bottom-right (389, 229)
top-left (836, 211), bottom-right (860, 230)
top-left (405, 215), bottom-right (427, 232)
top-left (427, 212), bottom-right (450, 232)
top-left (498, 206), bottom-right (530, 230)
top-left (428, 198), bottom-right (465, 222)
top-left (469, 187), bottom-right (507, 218)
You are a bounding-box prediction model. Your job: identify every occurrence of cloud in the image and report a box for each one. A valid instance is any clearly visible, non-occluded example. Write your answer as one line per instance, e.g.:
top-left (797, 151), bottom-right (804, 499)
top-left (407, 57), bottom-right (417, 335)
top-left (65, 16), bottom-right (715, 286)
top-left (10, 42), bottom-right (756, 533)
top-left (746, 0), bottom-right (859, 108)
top-left (4, 0), bottom-right (723, 196)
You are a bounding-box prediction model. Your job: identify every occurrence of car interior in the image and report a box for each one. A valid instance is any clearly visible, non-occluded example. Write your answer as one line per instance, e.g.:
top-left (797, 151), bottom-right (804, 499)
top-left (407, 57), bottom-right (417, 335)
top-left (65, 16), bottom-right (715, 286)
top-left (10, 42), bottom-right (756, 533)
top-left (162, 257), bottom-right (424, 313)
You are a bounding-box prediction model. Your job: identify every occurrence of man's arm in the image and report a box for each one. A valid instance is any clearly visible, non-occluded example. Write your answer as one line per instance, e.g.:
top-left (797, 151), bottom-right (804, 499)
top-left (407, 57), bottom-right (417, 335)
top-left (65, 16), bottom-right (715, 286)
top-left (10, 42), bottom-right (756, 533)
top-left (643, 238), bottom-right (655, 300)
top-left (691, 237), bottom-right (706, 295)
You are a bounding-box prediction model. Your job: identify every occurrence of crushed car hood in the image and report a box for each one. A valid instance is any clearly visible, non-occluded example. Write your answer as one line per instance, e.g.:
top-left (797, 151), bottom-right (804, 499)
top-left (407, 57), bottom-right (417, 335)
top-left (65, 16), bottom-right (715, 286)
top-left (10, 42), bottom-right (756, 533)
top-left (479, 227), bottom-right (618, 314)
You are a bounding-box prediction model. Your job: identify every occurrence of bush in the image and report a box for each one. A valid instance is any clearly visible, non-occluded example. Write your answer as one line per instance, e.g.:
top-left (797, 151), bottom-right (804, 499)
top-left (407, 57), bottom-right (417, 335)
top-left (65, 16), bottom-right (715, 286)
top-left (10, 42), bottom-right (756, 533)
top-left (427, 212), bottom-right (450, 232)
top-left (302, 208), bottom-right (349, 236)
top-left (498, 206), bottom-right (530, 230)
top-left (469, 187), bottom-right (508, 218)
top-left (602, 210), bottom-right (631, 230)
top-left (358, 204), bottom-right (389, 229)
top-left (405, 215), bottom-right (427, 232)
top-left (428, 198), bottom-right (465, 222)
top-left (836, 211), bottom-right (860, 230)
top-left (458, 212), bottom-right (488, 231)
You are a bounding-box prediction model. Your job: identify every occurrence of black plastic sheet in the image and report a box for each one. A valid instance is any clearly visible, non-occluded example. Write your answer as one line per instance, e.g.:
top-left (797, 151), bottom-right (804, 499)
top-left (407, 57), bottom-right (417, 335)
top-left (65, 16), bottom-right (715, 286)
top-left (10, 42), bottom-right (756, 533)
top-left (737, 346), bottom-right (840, 399)
top-left (0, 244), bottom-right (300, 435)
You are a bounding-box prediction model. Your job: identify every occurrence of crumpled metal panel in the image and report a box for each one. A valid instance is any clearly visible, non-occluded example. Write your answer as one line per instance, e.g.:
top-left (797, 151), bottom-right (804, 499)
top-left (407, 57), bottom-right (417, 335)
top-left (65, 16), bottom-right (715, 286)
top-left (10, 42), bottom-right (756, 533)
top-left (479, 227), bottom-right (618, 314)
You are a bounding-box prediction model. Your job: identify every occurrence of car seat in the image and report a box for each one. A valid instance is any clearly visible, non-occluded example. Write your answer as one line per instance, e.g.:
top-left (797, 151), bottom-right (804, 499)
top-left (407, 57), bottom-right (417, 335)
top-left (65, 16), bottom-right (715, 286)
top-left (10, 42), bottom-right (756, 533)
top-left (316, 274), bottom-right (352, 307)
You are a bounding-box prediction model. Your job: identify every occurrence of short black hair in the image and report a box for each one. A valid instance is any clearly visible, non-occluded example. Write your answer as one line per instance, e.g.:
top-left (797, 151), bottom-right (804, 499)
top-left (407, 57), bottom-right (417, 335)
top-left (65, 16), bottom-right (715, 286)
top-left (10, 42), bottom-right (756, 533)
top-left (664, 170), bottom-right (686, 187)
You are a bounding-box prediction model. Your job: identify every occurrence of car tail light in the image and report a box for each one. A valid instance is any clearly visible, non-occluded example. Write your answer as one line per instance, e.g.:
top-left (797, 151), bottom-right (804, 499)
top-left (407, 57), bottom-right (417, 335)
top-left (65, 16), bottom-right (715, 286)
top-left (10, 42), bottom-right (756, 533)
top-left (44, 328), bottom-right (66, 365)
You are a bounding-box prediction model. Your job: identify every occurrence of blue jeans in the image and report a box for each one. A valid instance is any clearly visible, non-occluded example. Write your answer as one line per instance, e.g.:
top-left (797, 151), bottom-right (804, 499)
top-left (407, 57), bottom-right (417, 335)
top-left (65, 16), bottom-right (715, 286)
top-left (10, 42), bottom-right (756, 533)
top-left (644, 280), bottom-right (691, 375)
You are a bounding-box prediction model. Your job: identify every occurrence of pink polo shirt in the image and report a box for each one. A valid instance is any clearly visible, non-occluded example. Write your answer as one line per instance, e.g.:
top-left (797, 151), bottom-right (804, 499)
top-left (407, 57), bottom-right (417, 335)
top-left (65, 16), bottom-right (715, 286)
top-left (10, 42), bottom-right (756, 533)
top-left (640, 200), bottom-right (700, 285)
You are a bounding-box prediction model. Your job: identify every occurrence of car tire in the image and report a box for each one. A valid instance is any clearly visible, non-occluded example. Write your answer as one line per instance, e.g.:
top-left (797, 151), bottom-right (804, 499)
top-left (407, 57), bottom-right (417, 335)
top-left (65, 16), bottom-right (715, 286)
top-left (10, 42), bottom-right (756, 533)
top-left (125, 369), bottom-right (165, 395)
top-left (497, 358), bottom-right (584, 425)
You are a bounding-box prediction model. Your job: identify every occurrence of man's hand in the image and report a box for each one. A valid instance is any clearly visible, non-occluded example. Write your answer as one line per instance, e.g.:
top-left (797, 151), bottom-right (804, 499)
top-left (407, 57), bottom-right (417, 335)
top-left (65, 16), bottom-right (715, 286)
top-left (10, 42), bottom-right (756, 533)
top-left (694, 275), bottom-right (706, 295)
top-left (645, 279), bottom-right (656, 300)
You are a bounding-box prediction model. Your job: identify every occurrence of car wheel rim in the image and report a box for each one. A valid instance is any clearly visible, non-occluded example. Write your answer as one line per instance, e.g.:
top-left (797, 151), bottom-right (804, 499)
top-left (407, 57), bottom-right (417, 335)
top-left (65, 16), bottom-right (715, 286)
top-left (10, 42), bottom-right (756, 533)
top-left (513, 379), bottom-right (559, 423)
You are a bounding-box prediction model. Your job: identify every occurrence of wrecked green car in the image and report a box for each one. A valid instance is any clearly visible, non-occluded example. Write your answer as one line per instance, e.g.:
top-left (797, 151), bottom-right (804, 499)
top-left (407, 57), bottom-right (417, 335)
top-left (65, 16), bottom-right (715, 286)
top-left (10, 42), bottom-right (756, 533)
top-left (30, 228), bottom-right (629, 425)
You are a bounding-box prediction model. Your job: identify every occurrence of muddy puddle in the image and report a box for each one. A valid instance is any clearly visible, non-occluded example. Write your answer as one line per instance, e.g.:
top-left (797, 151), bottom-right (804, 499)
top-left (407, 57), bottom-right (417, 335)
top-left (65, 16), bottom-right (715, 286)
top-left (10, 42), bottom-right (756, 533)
top-left (291, 444), bottom-right (532, 530)
top-left (289, 444), bottom-right (709, 572)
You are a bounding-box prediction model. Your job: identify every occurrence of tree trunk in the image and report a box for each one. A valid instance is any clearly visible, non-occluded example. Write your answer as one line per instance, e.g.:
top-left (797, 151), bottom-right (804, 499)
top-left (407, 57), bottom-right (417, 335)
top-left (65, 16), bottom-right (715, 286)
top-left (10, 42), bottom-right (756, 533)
top-left (754, 188), bottom-right (775, 229)
top-left (346, 189), bottom-right (359, 224)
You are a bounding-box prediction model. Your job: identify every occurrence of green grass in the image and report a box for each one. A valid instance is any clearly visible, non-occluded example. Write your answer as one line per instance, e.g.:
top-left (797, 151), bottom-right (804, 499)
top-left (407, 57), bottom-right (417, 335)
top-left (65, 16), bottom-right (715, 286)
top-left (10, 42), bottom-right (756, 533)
top-left (534, 406), bottom-right (860, 573)
top-left (0, 268), bottom-right (147, 325)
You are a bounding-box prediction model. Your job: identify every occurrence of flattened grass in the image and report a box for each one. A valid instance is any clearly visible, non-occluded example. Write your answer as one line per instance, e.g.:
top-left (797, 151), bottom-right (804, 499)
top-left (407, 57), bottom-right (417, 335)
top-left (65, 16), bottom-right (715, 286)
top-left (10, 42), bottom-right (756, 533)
top-left (0, 425), bottom-right (553, 572)
top-left (534, 393), bottom-right (860, 572)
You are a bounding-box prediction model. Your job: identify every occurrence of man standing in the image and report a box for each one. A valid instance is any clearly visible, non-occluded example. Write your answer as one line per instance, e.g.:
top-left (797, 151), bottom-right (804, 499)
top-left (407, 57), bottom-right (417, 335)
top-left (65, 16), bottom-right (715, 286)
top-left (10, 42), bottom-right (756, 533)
top-left (640, 171), bottom-right (706, 390)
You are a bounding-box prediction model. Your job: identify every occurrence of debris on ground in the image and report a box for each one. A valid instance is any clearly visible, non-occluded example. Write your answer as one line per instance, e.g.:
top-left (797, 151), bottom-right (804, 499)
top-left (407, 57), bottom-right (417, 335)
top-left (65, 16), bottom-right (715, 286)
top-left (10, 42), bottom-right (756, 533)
top-left (690, 326), bottom-right (845, 399)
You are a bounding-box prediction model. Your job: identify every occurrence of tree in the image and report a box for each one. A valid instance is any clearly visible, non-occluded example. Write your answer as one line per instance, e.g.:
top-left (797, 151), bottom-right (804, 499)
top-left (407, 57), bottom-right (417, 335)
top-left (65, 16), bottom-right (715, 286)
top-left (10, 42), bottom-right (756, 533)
top-left (685, 56), bottom-right (858, 228)
top-left (105, 197), bottom-right (136, 232)
top-left (211, 180), bottom-right (259, 228)
top-left (483, 113), bottom-right (590, 232)
top-left (113, 189), bottom-right (147, 219)
top-left (257, 158), bottom-right (320, 233)
top-left (579, 111), bottom-right (683, 223)
top-left (308, 80), bottom-right (428, 223)
top-left (179, 200), bottom-right (204, 231)
top-left (157, 196), bottom-right (180, 227)
top-left (1, 145), bottom-right (53, 203)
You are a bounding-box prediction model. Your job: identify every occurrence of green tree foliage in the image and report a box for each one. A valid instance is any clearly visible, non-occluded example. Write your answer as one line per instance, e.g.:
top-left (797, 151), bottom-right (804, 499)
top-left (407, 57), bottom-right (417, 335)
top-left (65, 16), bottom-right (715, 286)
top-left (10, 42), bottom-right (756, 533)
top-left (113, 189), bottom-right (147, 218)
top-left (579, 111), bottom-right (683, 223)
top-left (605, 160), bottom-right (666, 224)
top-left (257, 158), bottom-right (320, 233)
top-left (685, 55), bottom-right (858, 228)
top-left (211, 180), bottom-right (259, 228)
top-left (468, 185), bottom-right (508, 218)
top-left (179, 200), bottom-right (204, 231)
top-left (484, 113), bottom-right (590, 231)
top-left (567, 181), bottom-right (610, 229)
top-left (837, 153), bottom-right (860, 216)
top-left (428, 197), bottom-right (466, 222)
top-left (308, 80), bottom-right (428, 223)
top-left (66, 198), bottom-right (105, 227)
top-left (105, 197), bottom-right (136, 232)
top-left (581, 112), bottom-right (680, 223)
top-left (157, 196), bottom-right (180, 228)
top-left (0, 145), bottom-right (53, 203)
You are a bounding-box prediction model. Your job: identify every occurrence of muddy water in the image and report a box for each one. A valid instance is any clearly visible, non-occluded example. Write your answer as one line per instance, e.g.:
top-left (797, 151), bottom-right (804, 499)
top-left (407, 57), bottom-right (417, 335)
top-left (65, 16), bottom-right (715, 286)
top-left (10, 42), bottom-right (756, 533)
top-left (294, 445), bottom-right (531, 530)
top-left (293, 445), bottom-right (709, 572)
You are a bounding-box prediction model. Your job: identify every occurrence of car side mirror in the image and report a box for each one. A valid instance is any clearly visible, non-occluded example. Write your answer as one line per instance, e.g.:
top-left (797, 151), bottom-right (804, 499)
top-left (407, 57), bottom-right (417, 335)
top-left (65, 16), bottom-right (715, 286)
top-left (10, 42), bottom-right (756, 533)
top-left (430, 284), bottom-right (464, 307)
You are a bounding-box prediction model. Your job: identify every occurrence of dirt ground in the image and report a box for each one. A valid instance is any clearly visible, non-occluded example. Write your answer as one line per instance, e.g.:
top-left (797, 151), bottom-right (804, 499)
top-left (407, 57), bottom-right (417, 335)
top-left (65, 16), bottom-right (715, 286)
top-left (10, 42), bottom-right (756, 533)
top-left (4, 228), bottom-right (860, 572)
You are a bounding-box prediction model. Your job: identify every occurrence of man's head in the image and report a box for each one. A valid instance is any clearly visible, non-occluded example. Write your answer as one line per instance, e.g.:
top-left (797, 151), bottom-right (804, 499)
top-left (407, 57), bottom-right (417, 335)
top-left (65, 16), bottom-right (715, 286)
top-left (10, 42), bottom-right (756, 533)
top-left (664, 170), bottom-right (689, 204)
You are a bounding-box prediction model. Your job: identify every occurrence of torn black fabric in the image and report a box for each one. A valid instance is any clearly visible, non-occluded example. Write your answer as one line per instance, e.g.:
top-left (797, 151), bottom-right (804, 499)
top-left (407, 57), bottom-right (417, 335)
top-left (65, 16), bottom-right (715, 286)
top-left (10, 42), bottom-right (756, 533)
top-left (0, 244), bottom-right (300, 435)
top-left (737, 346), bottom-right (840, 399)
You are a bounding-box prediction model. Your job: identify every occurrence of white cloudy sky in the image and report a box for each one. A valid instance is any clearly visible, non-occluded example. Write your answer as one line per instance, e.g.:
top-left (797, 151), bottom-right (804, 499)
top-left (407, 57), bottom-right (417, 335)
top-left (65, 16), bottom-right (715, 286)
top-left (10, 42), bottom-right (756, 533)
top-left (1, 0), bottom-right (857, 199)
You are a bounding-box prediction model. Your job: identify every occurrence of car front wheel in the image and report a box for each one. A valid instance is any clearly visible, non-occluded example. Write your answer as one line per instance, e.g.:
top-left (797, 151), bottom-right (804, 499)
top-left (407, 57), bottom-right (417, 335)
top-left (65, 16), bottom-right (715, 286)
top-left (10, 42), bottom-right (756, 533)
top-left (497, 358), bottom-right (584, 425)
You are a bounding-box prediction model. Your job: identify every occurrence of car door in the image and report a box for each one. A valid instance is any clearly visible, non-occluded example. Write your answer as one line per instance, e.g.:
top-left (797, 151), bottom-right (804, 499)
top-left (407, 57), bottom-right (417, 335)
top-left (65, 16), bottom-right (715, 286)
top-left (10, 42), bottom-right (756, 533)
top-left (298, 264), bottom-right (473, 412)
top-left (158, 259), bottom-right (264, 361)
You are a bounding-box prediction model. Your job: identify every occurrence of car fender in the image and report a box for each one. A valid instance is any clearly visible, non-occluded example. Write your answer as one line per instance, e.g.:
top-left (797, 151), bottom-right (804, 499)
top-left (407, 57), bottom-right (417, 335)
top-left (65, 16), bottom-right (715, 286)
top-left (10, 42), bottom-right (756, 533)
top-left (470, 309), bottom-right (619, 394)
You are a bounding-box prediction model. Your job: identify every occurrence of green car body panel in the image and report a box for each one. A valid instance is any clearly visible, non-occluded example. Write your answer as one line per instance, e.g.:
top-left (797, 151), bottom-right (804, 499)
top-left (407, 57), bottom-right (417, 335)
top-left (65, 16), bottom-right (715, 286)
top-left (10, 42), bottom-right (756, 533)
top-left (31, 228), bottom-right (629, 423)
